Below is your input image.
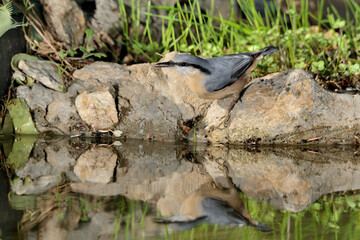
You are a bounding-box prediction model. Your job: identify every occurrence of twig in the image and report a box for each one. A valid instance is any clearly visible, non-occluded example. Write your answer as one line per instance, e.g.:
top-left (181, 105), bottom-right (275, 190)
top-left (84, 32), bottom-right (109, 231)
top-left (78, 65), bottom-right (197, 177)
top-left (302, 45), bottom-right (332, 70)
top-left (306, 150), bottom-right (322, 154)
top-left (155, 52), bottom-right (164, 58)
top-left (1, 84), bottom-right (12, 118)
top-left (306, 137), bottom-right (323, 142)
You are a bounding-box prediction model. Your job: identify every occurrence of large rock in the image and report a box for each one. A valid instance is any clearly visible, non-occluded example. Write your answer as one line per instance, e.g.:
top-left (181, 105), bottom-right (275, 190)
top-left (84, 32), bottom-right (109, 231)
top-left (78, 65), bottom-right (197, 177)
top-left (195, 70), bottom-right (360, 144)
top-left (75, 87), bottom-right (118, 130)
top-left (41, 0), bottom-right (86, 47)
top-left (15, 53), bottom-right (360, 143)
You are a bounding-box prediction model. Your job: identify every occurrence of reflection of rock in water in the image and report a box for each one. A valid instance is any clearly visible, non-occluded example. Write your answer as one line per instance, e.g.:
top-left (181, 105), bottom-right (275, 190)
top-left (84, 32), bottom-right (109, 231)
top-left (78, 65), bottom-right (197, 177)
top-left (201, 145), bottom-right (360, 212)
top-left (4, 137), bottom-right (360, 238)
top-left (74, 146), bottom-right (117, 184)
top-left (154, 164), bottom-right (271, 231)
top-left (16, 189), bottom-right (161, 240)
top-left (7, 136), bottom-right (360, 213)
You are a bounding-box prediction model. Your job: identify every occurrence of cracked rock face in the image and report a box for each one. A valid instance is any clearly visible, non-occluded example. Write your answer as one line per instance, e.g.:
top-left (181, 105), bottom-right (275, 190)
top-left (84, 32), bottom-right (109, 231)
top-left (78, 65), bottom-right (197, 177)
top-left (15, 53), bottom-right (360, 144)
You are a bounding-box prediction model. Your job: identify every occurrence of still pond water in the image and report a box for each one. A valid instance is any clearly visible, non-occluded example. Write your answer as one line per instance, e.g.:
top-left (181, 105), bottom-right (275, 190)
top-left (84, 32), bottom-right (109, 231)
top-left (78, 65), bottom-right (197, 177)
top-left (1, 135), bottom-right (360, 240)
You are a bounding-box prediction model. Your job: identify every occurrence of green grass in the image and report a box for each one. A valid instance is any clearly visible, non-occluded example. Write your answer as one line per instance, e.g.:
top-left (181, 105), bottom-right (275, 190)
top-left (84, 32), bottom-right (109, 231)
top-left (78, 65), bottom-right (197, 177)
top-left (117, 0), bottom-right (360, 90)
top-left (160, 191), bottom-right (360, 240)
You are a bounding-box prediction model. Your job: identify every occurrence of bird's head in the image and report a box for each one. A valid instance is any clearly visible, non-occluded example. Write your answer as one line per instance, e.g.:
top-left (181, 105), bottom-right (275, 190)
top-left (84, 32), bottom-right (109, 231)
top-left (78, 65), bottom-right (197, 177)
top-left (155, 54), bottom-right (211, 76)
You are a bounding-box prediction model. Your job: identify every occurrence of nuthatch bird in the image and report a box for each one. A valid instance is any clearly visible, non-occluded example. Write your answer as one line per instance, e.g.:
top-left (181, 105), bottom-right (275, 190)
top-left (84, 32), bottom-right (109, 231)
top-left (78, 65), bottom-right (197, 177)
top-left (156, 46), bottom-right (278, 123)
top-left (154, 164), bottom-right (271, 231)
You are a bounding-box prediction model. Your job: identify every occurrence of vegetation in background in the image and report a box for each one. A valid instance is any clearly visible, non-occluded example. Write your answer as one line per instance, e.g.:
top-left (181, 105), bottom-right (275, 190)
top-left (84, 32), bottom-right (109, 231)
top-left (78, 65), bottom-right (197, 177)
top-left (118, 0), bottom-right (360, 91)
top-left (8, 0), bottom-right (360, 94)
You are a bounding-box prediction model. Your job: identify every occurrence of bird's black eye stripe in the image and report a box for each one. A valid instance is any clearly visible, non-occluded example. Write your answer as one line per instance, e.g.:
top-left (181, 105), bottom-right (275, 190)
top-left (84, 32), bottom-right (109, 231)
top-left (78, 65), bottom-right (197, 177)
top-left (171, 61), bottom-right (211, 75)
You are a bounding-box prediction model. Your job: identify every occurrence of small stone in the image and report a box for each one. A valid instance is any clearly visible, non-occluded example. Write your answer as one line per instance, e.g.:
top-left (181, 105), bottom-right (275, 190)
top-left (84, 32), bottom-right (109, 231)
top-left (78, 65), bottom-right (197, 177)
top-left (112, 130), bottom-right (123, 137)
top-left (112, 140), bottom-right (122, 146)
top-left (75, 87), bottom-right (118, 130)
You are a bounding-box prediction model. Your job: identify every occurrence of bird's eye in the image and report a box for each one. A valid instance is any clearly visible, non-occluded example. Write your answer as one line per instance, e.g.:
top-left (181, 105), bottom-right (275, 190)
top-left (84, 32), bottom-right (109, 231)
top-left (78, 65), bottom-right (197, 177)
top-left (180, 62), bottom-right (186, 66)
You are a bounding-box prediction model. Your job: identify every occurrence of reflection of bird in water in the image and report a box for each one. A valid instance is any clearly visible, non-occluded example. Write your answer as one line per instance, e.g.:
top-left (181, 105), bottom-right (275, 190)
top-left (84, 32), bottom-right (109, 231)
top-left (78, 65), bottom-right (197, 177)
top-left (154, 163), bottom-right (271, 231)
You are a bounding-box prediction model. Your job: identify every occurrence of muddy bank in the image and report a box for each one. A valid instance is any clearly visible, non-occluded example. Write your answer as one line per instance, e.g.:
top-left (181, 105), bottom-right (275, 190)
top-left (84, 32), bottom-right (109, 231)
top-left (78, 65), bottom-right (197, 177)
top-left (15, 54), bottom-right (360, 144)
top-left (8, 137), bottom-right (360, 213)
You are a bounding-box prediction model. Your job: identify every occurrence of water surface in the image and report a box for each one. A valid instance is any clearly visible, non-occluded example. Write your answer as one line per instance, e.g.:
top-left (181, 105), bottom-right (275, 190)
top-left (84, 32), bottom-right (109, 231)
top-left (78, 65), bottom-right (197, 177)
top-left (1, 136), bottom-right (360, 239)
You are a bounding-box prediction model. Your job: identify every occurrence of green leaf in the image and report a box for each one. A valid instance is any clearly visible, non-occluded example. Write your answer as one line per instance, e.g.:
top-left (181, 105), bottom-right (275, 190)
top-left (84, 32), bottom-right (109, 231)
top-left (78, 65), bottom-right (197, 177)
top-left (0, 2), bottom-right (28, 37)
top-left (85, 28), bottom-right (95, 40)
top-left (346, 197), bottom-right (356, 208)
top-left (0, 112), bottom-right (14, 134)
top-left (312, 202), bottom-right (322, 210)
top-left (59, 49), bottom-right (66, 59)
top-left (86, 45), bottom-right (95, 52)
top-left (7, 135), bottom-right (37, 169)
top-left (311, 60), bottom-right (325, 72)
top-left (339, 63), bottom-right (347, 71)
top-left (79, 46), bottom-right (87, 53)
top-left (349, 63), bottom-right (360, 74)
top-left (93, 53), bottom-right (107, 58)
top-left (328, 221), bottom-right (339, 229)
top-left (7, 99), bottom-right (38, 135)
top-left (295, 62), bottom-right (306, 69)
top-left (327, 14), bottom-right (335, 27)
top-left (67, 49), bottom-right (77, 57)
top-left (317, 61), bottom-right (325, 71)
top-left (8, 191), bottom-right (37, 211)
top-left (333, 19), bottom-right (346, 29)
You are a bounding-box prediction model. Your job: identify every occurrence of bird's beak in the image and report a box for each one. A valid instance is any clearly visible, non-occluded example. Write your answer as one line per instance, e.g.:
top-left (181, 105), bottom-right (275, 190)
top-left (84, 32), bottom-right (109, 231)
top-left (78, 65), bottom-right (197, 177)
top-left (261, 46), bottom-right (279, 56)
top-left (155, 61), bottom-right (172, 68)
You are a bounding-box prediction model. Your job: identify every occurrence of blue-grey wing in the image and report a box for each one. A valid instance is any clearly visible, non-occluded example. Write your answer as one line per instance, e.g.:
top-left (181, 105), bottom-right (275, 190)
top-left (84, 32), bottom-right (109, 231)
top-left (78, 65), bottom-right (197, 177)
top-left (153, 216), bottom-right (207, 231)
top-left (204, 55), bottom-right (254, 92)
top-left (202, 197), bottom-right (249, 225)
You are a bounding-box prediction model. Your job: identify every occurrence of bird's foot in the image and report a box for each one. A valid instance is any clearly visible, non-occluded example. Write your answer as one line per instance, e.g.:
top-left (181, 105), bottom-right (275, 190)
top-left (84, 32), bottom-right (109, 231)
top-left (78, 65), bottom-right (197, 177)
top-left (218, 92), bottom-right (243, 127)
top-left (217, 111), bottom-right (231, 127)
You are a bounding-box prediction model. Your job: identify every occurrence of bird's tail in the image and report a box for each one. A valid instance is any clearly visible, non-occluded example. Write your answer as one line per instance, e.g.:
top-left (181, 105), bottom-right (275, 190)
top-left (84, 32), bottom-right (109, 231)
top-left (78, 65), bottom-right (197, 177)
top-left (250, 46), bottom-right (278, 58)
top-left (256, 222), bottom-right (272, 232)
top-left (153, 216), bottom-right (207, 231)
